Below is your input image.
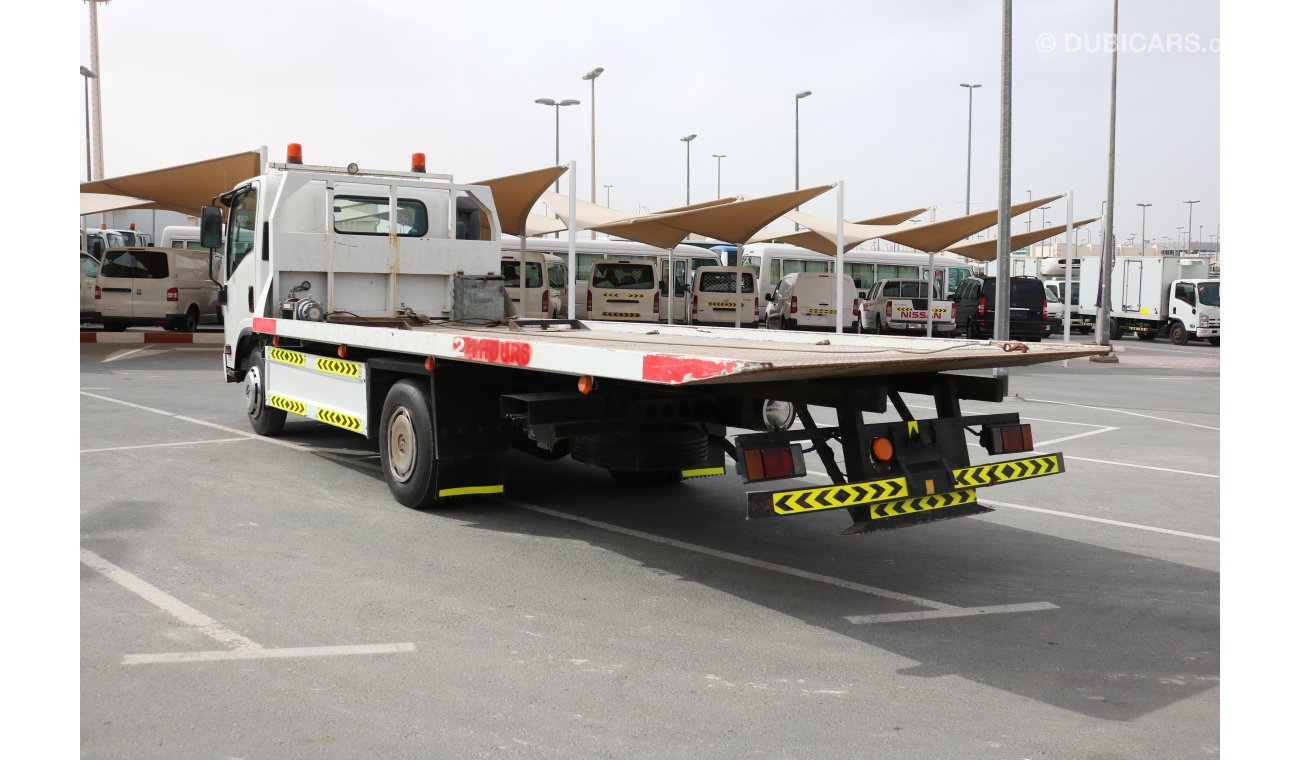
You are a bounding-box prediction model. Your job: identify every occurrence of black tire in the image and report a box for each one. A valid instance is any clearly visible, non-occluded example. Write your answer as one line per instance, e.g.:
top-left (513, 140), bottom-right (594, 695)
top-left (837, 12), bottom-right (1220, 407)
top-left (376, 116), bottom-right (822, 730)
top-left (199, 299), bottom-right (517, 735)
top-left (1208, 337), bottom-right (1220, 347)
top-left (966, 319), bottom-right (980, 339)
top-left (171, 307), bottom-right (199, 333)
top-left (1109, 318), bottom-right (1124, 341)
top-left (245, 348), bottom-right (287, 436)
top-left (379, 379), bottom-right (439, 509)
top-left (783, 318), bottom-right (798, 330)
top-left (876, 316), bottom-right (889, 335)
top-left (1169, 321), bottom-right (1188, 346)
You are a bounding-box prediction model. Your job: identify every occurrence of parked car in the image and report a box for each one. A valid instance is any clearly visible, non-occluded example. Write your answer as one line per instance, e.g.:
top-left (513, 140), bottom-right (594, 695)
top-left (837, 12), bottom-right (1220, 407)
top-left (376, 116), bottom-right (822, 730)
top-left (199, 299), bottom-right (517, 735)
top-left (80, 252), bottom-right (100, 323)
top-left (691, 266), bottom-right (760, 327)
top-left (859, 278), bottom-right (955, 335)
top-left (952, 275), bottom-right (1048, 342)
top-left (763, 272), bottom-right (860, 332)
top-left (586, 259), bottom-right (660, 322)
top-left (95, 247), bottom-right (224, 332)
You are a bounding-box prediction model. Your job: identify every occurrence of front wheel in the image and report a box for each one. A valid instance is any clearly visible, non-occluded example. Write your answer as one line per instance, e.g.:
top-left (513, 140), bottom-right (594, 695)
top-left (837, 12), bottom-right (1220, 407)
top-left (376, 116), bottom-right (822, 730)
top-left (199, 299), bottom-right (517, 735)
top-left (245, 348), bottom-right (287, 436)
top-left (379, 379), bottom-right (439, 509)
top-left (1169, 321), bottom-right (1188, 346)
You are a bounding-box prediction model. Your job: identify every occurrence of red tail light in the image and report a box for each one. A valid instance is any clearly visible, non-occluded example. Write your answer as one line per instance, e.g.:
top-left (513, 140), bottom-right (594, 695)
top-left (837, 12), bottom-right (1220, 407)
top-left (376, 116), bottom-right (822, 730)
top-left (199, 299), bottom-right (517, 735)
top-left (541, 289), bottom-right (549, 310)
top-left (980, 423), bottom-right (1034, 455)
top-left (586, 288), bottom-right (592, 312)
top-left (978, 295), bottom-right (986, 318)
top-left (692, 294), bottom-right (698, 315)
top-left (740, 444), bottom-right (807, 483)
top-left (653, 290), bottom-right (660, 315)
top-left (95, 285), bottom-right (101, 300)
top-left (885, 299), bottom-right (893, 318)
top-left (1041, 298), bottom-right (1048, 317)
top-left (790, 295), bottom-right (798, 314)
top-left (853, 298), bottom-right (860, 317)
top-left (753, 297), bottom-right (759, 318)
top-left (167, 287), bottom-right (179, 302)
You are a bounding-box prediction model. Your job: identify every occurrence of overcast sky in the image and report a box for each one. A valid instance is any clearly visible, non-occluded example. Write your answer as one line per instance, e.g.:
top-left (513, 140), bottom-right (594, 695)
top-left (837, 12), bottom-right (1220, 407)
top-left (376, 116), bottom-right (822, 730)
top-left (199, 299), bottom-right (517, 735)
top-left (76, 0), bottom-right (1218, 245)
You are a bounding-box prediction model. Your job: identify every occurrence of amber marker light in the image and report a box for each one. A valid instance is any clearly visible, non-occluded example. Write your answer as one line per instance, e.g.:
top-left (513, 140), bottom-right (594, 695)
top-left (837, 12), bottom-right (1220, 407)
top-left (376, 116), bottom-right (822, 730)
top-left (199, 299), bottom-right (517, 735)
top-left (411, 153), bottom-right (426, 173)
top-left (577, 376), bottom-right (596, 394)
top-left (424, 357), bottom-right (435, 371)
top-left (871, 436), bottom-right (894, 462)
top-left (337, 345), bottom-right (347, 358)
top-left (271, 336), bottom-right (280, 347)
top-left (287, 143), bottom-right (303, 164)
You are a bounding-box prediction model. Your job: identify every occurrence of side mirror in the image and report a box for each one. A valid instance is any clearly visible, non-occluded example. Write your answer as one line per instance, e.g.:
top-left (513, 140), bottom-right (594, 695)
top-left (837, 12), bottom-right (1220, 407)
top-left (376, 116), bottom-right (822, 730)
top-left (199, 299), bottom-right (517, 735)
top-left (200, 205), bottom-right (224, 250)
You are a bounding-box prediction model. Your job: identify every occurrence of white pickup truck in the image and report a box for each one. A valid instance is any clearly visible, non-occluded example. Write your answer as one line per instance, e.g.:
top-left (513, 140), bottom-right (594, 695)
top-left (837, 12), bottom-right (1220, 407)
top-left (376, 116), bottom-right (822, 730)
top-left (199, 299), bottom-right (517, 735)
top-left (200, 147), bottom-right (1110, 536)
top-left (859, 278), bottom-right (955, 335)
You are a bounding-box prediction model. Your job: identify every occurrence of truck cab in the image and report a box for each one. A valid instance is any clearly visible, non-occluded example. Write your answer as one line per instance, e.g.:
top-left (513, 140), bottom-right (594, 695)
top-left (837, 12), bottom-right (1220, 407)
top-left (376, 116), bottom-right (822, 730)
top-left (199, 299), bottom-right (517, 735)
top-left (1168, 278), bottom-right (1220, 345)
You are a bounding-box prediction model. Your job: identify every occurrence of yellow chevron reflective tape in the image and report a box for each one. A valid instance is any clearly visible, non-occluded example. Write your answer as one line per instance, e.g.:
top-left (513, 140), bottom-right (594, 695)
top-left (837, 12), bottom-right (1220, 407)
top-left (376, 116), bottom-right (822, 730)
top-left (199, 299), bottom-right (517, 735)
top-left (267, 394), bottom-right (305, 415)
top-left (315, 357), bottom-right (361, 378)
top-left (951, 453), bottom-right (1063, 488)
top-left (601, 312), bottom-right (643, 318)
top-left (682, 466), bottom-right (725, 479)
top-left (438, 485), bottom-right (505, 497)
top-left (706, 301), bottom-right (737, 308)
top-left (267, 348), bottom-right (305, 366)
top-left (870, 488), bottom-right (976, 519)
top-left (805, 308), bottom-right (836, 315)
top-left (316, 407), bottom-right (362, 432)
top-left (771, 477), bottom-right (909, 516)
top-left (907, 420), bottom-right (919, 437)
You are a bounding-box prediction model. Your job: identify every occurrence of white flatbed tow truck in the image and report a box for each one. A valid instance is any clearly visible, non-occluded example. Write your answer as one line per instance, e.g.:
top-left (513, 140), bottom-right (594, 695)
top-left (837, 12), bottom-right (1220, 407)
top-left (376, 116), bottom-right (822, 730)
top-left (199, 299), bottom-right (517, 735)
top-left (205, 148), bottom-right (1110, 535)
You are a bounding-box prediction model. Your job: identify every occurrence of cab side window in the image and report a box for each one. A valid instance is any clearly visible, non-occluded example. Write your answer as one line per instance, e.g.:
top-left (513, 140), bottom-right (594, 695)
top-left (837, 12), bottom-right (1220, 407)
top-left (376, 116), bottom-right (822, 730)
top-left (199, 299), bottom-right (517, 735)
top-left (227, 187), bottom-right (258, 277)
top-left (1175, 282), bottom-right (1195, 305)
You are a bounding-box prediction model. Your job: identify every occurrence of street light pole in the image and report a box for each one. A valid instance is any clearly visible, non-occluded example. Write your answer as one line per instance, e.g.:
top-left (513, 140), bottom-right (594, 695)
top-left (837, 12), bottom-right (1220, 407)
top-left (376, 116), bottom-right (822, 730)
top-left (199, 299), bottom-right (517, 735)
top-left (1025, 189), bottom-right (1032, 232)
top-left (583, 67), bottom-right (603, 206)
top-left (1136, 203), bottom-right (1151, 254)
top-left (680, 134), bottom-right (697, 205)
top-left (535, 97), bottom-right (580, 236)
top-left (1184, 199), bottom-right (1199, 253)
top-left (80, 65), bottom-right (97, 182)
top-left (712, 154), bottom-right (725, 199)
top-left (603, 184), bottom-right (612, 207)
top-left (795, 90), bottom-right (812, 224)
top-left (960, 83), bottom-right (982, 216)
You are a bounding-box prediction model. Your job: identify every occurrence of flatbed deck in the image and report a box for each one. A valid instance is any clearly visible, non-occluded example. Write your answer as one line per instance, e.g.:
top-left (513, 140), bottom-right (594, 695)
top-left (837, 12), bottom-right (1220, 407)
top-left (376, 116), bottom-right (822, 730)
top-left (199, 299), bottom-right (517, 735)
top-left (251, 316), bottom-right (1111, 386)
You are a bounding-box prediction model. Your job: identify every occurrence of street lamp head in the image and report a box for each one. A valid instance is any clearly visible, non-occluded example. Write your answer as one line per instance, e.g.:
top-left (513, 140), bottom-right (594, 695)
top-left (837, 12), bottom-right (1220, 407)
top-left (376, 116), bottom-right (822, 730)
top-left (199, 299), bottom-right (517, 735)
top-left (1137, 203), bottom-right (1151, 208)
top-left (712, 154), bottom-right (725, 159)
top-left (795, 90), bottom-right (812, 99)
top-left (583, 67), bottom-right (604, 80)
top-left (681, 134), bottom-right (697, 142)
top-left (80, 65), bottom-right (97, 78)
top-left (1184, 199), bottom-right (1199, 204)
top-left (960, 83), bottom-right (981, 89)
top-left (558, 99), bottom-right (580, 107)
top-left (535, 98), bottom-right (556, 106)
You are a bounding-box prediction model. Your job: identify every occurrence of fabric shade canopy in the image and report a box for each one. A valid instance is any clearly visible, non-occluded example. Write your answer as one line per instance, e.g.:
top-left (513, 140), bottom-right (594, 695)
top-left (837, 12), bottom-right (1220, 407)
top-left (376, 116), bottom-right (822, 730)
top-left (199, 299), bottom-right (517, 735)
top-left (79, 150), bottom-right (264, 216)
top-left (612, 185), bottom-right (834, 246)
top-left (945, 216), bottom-right (1101, 261)
top-left (853, 207), bottom-right (928, 225)
top-left (543, 193), bottom-right (740, 249)
top-left (80, 192), bottom-right (153, 216)
top-left (470, 166), bottom-right (569, 236)
top-left (523, 213), bottom-right (567, 237)
top-left (875, 195), bottom-right (1064, 252)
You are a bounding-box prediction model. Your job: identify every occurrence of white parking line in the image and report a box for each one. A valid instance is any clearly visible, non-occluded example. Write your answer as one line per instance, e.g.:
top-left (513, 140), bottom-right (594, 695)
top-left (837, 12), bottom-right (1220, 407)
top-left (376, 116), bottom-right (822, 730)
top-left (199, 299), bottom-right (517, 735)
top-left (498, 498), bottom-right (1055, 624)
top-left (1032, 426), bottom-right (1117, 446)
top-left (80, 391), bottom-right (313, 452)
top-left (81, 549), bottom-right (261, 650)
top-left (979, 498), bottom-right (1220, 542)
top-left (82, 549), bottom-right (416, 666)
top-left (103, 347), bottom-right (155, 364)
top-left (1019, 397), bottom-right (1219, 431)
top-left (124, 644), bottom-right (416, 665)
top-left (81, 437), bottom-right (252, 454)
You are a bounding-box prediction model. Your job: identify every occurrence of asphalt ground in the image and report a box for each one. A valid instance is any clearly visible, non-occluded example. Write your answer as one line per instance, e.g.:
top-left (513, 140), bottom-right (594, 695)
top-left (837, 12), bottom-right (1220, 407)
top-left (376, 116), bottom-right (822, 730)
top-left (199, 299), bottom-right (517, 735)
top-left (72, 335), bottom-right (1225, 758)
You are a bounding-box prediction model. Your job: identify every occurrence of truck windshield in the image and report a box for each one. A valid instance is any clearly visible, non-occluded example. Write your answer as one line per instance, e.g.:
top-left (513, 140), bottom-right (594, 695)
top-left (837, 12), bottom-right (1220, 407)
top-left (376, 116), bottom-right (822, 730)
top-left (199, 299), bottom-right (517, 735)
top-left (1196, 281), bottom-right (1220, 307)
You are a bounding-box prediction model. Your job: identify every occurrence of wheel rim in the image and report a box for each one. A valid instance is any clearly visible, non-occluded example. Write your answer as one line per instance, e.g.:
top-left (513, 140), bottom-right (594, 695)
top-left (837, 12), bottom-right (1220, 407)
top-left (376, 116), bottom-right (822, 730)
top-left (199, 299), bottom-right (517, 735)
top-left (387, 407), bottom-right (417, 483)
top-left (244, 365), bottom-right (264, 414)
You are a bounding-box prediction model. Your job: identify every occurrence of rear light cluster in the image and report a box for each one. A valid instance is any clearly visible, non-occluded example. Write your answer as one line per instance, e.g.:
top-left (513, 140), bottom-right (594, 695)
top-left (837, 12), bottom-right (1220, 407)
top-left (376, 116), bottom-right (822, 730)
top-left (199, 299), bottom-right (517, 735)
top-left (885, 299), bottom-right (894, 318)
top-left (790, 295), bottom-right (799, 314)
top-left (980, 423), bottom-right (1034, 455)
top-left (977, 295), bottom-right (986, 318)
top-left (541, 289), bottom-right (550, 310)
top-left (586, 289), bottom-right (592, 312)
top-left (1041, 298), bottom-right (1048, 317)
top-left (166, 287), bottom-right (179, 302)
top-left (94, 285), bottom-right (101, 300)
top-left (653, 291), bottom-right (660, 315)
top-left (691, 294), bottom-right (698, 316)
top-left (754, 297), bottom-right (759, 319)
top-left (852, 298), bottom-right (860, 317)
top-left (739, 444), bottom-right (807, 483)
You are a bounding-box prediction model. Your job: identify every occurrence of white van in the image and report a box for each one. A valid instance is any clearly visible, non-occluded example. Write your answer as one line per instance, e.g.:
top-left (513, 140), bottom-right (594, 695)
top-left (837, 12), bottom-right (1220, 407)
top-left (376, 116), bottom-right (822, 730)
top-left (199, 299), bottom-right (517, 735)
top-left (586, 259), bottom-right (660, 322)
top-left (691, 266), bottom-right (760, 327)
top-left (160, 225), bottom-right (215, 251)
top-left (502, 251), bottom-right (568, 319)
top-left (84, 229), bottom-right (127, 261)
top-left (763, 272), bottom-right (860, 332)
top-left (95, 247), bottom-right (224, 332)
top-left (80, 252), bottom-right (100, 323)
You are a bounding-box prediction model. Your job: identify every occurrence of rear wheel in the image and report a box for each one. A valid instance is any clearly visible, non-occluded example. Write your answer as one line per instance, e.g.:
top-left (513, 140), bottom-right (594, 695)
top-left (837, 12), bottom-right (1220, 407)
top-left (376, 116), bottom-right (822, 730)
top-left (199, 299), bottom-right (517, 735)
top-left (966, 319), bottom-right (980, 339)
top-left (379, 379), bottom-right (439, 509)
top-left (1169, 321), bottom-right (1188, 346)
top-left (245, 348), bottom-right (286, 436)
top-left (173, 306), bottom-right (199, 332)
top-left (876, 316), bottom-right (890, 335)
top-left (1109, 318), bottom-right (1124, 341)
